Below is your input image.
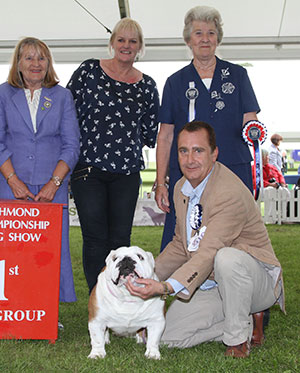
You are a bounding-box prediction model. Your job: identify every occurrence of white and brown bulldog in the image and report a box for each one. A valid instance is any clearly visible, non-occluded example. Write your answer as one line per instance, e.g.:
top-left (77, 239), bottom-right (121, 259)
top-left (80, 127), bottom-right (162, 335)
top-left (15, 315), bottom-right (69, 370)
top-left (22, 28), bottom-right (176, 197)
top-left (88, 246), bottom-right (165, 360)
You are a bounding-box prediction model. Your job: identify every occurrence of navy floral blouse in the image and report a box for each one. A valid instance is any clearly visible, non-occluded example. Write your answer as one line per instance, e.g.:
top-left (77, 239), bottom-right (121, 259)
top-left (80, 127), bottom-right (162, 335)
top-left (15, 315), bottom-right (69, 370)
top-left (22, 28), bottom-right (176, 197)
top-left (67, 59), bottom-right (159, 174)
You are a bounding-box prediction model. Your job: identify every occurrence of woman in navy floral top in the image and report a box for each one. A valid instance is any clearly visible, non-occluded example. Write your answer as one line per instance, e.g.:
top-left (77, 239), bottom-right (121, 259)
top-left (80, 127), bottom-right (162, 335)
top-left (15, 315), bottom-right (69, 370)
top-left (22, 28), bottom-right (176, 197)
top-left (67, 18), bottom-right (159, 292)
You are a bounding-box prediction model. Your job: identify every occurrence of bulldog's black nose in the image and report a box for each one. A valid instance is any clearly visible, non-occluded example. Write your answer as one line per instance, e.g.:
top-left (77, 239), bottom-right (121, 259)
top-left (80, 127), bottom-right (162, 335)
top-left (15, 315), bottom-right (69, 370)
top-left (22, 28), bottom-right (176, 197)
top-left (117, 256), bottom-right (136, 277)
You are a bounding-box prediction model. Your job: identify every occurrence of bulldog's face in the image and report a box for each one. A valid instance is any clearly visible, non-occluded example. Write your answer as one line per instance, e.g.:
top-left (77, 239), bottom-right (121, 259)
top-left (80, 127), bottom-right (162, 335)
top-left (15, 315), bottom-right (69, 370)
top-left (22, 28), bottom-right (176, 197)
top-left (105, 246), bottom-right (155, 287)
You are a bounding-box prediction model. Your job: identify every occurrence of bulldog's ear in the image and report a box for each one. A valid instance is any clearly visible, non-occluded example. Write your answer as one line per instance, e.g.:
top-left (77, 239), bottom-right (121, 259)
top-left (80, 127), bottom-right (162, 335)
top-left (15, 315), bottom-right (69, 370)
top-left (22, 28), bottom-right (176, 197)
top-left (146, 252), bottom-right (155, 267)
top-left (106, 250), bottom-right (116, 265)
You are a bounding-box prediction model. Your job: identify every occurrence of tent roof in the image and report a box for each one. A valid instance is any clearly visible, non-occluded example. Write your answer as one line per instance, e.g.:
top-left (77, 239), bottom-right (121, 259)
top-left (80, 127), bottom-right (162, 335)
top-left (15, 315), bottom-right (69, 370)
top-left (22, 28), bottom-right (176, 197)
top-left (0, 0), bottom-right (300, 63)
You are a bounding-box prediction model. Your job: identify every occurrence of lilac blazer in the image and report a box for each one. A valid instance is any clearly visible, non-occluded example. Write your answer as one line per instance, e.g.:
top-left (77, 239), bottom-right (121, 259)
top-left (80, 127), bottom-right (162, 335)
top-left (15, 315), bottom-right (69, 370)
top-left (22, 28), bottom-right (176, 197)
top-left (0, 82), bottom-right (80, 185)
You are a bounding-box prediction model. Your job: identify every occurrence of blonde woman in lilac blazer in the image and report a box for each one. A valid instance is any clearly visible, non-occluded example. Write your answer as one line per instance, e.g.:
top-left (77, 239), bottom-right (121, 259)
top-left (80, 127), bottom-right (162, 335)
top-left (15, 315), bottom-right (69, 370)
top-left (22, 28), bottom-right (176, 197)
top-left (0, 37), bottom-right (80, 302)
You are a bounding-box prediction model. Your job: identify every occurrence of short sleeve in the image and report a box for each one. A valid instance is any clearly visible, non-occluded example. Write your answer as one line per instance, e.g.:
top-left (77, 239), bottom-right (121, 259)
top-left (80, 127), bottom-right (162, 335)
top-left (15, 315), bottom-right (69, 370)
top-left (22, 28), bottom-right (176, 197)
top-left (140, 77), bottom-right (159, 148)
top-left (158, 77), bottom-right (175, 124)
top-left (240, 68), bottom-right (260, 114)
top-left (66, 60), bottom-right (91, 118)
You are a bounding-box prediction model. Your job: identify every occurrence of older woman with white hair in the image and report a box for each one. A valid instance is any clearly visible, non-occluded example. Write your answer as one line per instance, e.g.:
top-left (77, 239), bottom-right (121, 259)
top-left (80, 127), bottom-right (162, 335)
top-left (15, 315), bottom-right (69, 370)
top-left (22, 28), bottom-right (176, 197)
top-left (155, 5), bottom-right (261, 250)
top-left (67, 18), bottom-right (159, 293)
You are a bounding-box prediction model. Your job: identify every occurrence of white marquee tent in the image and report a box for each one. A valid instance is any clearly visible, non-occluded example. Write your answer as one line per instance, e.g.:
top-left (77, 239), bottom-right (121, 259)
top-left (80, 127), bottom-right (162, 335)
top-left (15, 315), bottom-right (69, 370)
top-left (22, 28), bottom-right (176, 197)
top-left (0, 0), bottom-right (300, 63)
top-left (0, 0), bottom-right (299, 143)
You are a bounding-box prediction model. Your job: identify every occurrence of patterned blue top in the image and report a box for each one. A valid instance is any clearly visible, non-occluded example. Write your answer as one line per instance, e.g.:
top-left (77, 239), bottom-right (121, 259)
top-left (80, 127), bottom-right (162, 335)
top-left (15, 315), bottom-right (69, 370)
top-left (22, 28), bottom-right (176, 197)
top-left (67, 59), bottom-right (159, 174)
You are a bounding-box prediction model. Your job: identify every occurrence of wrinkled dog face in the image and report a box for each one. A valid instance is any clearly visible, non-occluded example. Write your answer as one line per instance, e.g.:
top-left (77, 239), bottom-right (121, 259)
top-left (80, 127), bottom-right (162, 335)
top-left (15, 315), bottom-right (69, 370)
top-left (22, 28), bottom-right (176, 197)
top-left (105, 246), bottom-right (155, 287)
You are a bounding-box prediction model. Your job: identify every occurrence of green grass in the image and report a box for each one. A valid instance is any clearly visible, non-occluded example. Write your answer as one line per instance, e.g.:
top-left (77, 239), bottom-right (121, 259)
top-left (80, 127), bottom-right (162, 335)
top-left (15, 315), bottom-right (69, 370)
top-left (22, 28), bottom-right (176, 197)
top-left (0, 225), bottom-right (299, 372)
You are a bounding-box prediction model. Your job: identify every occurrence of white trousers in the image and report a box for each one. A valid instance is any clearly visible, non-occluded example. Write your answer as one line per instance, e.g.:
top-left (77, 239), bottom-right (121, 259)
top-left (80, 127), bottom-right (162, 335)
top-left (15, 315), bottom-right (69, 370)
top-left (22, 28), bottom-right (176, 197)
top-left (161, 247), bottom-right (279, 348)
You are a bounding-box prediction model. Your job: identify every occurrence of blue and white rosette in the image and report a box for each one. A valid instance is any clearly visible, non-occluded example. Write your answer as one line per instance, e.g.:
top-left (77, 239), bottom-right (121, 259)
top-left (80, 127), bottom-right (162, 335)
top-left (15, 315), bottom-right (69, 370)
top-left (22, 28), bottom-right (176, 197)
top-left (188, 204), bottom-right (204, 252)
top-left (242, 121), bottom-right (267, 200)
top-left (190, 203), bottom-right (203, 231)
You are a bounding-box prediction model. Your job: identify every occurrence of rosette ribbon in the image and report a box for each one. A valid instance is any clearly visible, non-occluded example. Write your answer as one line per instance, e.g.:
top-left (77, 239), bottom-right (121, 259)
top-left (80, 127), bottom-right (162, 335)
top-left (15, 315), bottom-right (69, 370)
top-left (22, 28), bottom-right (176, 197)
top-left (242, 121), bottom-right (267, 200)
top-left (190, 203), bottom-right (203, 231)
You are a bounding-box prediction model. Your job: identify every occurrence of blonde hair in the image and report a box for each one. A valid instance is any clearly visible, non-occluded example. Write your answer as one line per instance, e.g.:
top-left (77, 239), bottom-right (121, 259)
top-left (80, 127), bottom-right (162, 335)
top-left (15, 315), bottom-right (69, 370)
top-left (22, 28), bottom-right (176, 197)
top-left (109, 18), bottom-right (145, 59)
top-left (8, 37), bottom-right (59, 88)
top-left (183, 6), bottom-right (223, 44)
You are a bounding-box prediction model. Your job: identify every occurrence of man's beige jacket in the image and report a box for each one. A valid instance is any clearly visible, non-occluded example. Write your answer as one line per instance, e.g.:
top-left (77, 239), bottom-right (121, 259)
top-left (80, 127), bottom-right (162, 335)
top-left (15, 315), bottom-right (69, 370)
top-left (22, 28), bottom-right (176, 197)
top-left (155, 162), bottom-right (284, 310)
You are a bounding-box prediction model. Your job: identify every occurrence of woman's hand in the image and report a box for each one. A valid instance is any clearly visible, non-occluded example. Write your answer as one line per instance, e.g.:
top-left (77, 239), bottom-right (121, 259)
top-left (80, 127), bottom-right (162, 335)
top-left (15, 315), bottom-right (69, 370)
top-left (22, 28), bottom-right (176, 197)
top-left (7, 175), bottom-right (35, 200)
top-left (34, 180), bottom-right (58, 202)
top-left (154, 183), bottom-right (170, 213)
top-left (34, 160), bottom-right (69, 202)
top-left (155, 123), bottom-right (174, 213)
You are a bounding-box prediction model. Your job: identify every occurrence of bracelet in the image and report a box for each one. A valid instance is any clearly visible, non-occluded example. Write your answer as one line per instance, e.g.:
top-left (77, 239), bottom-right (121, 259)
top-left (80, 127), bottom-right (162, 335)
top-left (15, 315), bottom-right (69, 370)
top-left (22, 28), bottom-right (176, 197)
top-left (51, 176), bottom-right (63, 187)
top-left (6, 172), bottom-right (16, 183)
top-left (160, 281), bottom-right (171, 300)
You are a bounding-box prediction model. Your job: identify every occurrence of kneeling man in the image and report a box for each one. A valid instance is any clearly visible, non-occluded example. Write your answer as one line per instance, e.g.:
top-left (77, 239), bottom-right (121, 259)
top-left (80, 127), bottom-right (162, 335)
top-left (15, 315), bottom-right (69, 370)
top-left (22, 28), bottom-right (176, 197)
top-left (126, 121), bottom-right (284, 358)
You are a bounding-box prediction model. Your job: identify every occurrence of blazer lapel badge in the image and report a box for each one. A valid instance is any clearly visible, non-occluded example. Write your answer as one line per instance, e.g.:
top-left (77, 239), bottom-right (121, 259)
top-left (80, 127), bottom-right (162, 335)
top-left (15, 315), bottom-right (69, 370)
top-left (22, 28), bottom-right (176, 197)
top-left (41, 96), bottom-right (52, 110)
top-left (188, 203), bottom-right (206, 252)
top-left (188, 226), bottom-right (206, 252)
top-left (36, 94), bottom-right (53, 130)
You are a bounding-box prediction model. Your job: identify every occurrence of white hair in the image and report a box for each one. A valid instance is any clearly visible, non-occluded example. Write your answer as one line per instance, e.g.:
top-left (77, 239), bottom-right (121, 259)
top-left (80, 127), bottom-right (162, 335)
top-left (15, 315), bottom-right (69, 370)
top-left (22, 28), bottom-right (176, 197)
top-left (183, 6), bottom-right (223, 44)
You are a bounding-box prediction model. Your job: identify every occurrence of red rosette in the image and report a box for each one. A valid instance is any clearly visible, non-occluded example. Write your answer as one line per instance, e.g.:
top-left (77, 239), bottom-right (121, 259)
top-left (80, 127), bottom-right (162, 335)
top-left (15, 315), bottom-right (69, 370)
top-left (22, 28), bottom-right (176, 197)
top-left (242, 121), bottom-right (267, 146)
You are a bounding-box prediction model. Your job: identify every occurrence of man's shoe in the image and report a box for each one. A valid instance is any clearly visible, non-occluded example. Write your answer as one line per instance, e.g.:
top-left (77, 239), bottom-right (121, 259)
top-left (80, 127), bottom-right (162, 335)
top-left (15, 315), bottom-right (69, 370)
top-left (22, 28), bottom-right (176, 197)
top-left (225, 341), bottom-right (250, 358)
top-left (251, 311), bottom-right (265, 346)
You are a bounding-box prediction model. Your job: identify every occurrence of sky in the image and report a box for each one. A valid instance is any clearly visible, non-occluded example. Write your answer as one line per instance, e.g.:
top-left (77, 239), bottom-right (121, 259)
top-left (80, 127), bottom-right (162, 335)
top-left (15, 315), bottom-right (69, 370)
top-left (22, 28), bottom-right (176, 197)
top-left (0, 59), bottom-right (299, 152)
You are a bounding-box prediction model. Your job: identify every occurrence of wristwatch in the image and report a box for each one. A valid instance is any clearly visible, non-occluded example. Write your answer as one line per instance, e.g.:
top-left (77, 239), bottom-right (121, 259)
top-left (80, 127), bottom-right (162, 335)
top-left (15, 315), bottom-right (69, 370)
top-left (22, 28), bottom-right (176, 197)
top-left (51, 176), bottom-right (63, 187)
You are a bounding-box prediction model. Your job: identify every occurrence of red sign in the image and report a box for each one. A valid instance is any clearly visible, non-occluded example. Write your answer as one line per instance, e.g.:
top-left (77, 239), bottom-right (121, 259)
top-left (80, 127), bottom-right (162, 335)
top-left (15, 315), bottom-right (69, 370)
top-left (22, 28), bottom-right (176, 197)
top-left (0, 200), bottom-right (62, 343)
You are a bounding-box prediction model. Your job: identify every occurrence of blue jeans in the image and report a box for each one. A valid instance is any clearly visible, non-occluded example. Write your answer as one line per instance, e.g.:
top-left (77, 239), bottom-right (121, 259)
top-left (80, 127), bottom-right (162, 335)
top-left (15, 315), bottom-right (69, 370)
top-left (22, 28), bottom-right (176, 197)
top-left (71, 164), bottom-right (140, 292)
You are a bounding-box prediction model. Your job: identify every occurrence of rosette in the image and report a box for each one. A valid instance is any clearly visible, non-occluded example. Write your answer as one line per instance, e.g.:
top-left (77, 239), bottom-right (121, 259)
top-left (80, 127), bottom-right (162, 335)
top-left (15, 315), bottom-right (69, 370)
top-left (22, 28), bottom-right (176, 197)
top-left (242, 121), bottom-right (267, 200)
top-left (190, 203), bottom-right (203, 231)
top-left (242, 121), bottom-right (267, 147)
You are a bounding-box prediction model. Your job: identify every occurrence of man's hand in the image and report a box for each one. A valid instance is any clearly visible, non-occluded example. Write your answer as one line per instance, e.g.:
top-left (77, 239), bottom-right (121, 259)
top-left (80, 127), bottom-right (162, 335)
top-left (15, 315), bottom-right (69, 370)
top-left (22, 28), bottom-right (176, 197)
top-left (125, 278), bottom-right (173, 300)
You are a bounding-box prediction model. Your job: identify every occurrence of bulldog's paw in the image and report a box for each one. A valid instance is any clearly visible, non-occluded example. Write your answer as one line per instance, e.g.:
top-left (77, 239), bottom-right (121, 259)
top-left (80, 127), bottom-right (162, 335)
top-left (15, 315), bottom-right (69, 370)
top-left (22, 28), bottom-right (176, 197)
top-left (145, 348), bottom-right (161, 360)
top-left (88, 349), bottom-right (106, 359)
